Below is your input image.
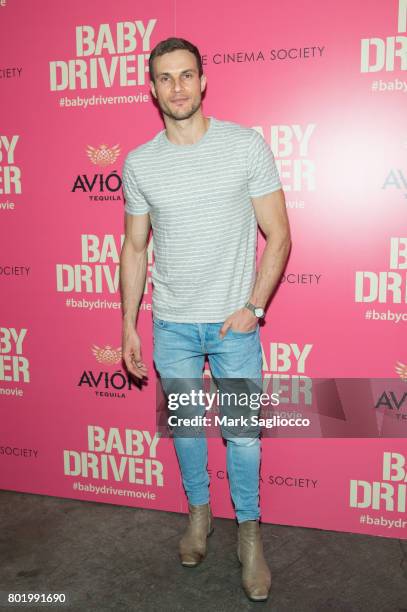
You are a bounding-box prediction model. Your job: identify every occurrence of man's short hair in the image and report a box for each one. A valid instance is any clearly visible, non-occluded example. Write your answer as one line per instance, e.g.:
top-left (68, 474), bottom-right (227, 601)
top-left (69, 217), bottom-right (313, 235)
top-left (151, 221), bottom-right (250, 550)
top-left (149, 37), bottom-right (203, 83)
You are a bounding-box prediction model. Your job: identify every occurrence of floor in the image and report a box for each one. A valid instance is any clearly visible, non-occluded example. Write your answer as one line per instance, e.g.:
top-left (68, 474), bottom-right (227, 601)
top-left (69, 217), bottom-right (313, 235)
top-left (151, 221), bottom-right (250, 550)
top-left (1, 490), bottom-right (407, 612)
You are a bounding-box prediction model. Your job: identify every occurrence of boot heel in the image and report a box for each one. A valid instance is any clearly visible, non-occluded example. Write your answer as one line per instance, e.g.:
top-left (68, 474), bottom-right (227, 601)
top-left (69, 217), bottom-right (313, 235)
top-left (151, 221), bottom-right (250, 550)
top-left (179, 503), bottom-right (213, 567)
top-left (237, 520), bottom-right (271, 601)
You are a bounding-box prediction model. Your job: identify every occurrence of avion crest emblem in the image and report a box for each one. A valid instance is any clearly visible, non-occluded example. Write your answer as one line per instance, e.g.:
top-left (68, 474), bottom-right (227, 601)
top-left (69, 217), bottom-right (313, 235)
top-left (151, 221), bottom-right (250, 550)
top-left (86, 144), bottom-right (121, 167)
top-left (92, 345), bottom-right (122, 365)
top-left (395, 362), bottom-right (407, 381)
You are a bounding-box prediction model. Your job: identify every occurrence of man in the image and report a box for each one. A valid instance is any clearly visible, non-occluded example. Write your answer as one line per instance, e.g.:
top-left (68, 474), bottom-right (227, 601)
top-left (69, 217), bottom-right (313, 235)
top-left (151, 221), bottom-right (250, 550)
top-left (120, 37), bottom-right (291, 602)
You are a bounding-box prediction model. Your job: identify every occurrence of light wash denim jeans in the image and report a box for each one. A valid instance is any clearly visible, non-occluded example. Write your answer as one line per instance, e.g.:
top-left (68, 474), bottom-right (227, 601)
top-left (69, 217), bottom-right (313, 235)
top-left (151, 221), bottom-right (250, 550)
top-left (152, 316), bottom-right (263, 523)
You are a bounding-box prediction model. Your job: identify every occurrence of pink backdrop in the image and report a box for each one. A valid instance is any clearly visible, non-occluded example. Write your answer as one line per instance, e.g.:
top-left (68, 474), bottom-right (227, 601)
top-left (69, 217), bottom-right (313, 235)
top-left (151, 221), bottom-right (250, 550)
top-left (1, 0), bottom-right (406, 539)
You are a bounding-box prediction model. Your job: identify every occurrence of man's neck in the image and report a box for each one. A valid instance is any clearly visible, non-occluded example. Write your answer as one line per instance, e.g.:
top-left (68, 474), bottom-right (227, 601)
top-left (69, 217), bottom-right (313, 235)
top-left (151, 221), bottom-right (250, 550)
top-left (164, 113), bottom-right (210, 145)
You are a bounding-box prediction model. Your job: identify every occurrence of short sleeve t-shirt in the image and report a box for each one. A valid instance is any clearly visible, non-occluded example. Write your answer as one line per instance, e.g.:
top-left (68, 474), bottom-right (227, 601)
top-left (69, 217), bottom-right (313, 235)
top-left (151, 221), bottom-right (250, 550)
top-left (122, 116), bottom-right (282, 322)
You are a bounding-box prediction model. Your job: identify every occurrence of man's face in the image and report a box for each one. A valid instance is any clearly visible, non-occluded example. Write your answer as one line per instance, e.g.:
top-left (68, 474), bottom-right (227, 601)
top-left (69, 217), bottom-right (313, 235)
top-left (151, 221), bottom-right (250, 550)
top-left (150, 49), bottom-right (206, 121)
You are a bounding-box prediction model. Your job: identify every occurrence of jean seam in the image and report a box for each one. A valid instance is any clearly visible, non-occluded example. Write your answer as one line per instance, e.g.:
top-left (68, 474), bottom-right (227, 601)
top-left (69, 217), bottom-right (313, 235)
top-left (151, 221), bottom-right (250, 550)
top-left (227, 442), bottom-right (242, 517)
top-left (174, 437), bottom-right (209, 505)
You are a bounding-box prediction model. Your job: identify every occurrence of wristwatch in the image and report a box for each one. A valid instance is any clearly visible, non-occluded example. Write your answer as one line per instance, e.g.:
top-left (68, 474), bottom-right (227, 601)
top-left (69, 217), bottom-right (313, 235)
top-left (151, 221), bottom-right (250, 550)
top-left (244, 301), bottom-right (265, 319)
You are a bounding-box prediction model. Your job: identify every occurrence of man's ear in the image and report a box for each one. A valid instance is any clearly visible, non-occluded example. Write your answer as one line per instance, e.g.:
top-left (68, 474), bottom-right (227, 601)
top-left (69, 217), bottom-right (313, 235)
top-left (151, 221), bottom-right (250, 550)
top-left (200, 74), bottom-right (207, 93)
top-left (150, 80), bottom-right (157, 99)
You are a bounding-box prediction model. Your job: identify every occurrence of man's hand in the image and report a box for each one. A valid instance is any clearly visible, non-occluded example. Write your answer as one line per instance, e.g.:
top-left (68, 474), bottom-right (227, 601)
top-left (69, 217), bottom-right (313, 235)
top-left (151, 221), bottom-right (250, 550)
top-left (219, 307), bottom-right (258, 339)
top-left (122, 325), bottom-right (148, 379)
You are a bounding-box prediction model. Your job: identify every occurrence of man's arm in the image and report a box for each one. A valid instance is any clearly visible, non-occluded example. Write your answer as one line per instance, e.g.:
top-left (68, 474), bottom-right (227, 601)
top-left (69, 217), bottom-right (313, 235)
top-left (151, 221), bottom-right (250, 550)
top-left (119, 211), bottom-right (151, 378)
top-left (248, 187), bottom-right (291, 309)
top-left (219, 187), bottom-right (291, 337)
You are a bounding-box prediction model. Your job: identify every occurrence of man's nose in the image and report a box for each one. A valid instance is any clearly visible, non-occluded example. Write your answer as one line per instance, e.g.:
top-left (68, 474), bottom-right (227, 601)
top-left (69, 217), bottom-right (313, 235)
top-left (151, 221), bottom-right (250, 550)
top-left (172, 78), bottom-right (183, 92)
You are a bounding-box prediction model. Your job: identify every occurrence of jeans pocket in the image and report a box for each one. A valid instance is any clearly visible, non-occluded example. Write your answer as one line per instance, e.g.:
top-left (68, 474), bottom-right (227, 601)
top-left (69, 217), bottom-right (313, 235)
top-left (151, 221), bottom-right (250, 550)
top-left (228, 324), bottom-right (258, 336)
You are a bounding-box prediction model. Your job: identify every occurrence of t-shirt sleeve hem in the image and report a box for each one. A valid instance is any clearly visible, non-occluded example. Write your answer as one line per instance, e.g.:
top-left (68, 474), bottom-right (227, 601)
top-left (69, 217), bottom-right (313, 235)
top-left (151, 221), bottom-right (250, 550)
top-left (248, 183), bottom-right (283, 198)
top-left (124, 206), bottom-right (150, 216)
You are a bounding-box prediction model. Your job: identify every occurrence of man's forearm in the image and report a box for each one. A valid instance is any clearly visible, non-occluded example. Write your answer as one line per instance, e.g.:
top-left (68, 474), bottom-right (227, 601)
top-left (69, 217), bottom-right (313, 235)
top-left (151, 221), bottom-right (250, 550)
top-left (120, 240), bottom-right (148, 329)
top-left (249, 236), bottom-right (291, 310)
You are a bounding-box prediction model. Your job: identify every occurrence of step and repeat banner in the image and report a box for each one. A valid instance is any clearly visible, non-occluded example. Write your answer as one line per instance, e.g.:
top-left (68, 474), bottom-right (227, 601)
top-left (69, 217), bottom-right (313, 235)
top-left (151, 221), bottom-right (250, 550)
top-left (1, 0), bottom-right (406, 539)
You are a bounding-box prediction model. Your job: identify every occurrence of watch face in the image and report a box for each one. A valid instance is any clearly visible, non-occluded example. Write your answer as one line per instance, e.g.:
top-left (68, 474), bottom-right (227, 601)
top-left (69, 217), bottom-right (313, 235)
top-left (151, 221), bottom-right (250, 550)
top-left (254, 307), bottom-right (264, 318)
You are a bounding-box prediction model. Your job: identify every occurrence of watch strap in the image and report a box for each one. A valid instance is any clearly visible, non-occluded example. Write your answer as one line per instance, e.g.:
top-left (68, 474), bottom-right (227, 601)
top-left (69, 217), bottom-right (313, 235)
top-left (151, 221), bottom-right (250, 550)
top-left (244, 301), bottom-right (264, 318)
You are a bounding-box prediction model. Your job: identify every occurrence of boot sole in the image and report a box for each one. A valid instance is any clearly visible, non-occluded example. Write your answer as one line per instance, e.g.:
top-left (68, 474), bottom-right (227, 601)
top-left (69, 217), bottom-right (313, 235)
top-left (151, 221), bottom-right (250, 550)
top-left (237, 553), bottom-right (270, 601)
top-left (246, 593), bottom-right (269, 602)
top-left (180, 527), bottom-right (215, 567)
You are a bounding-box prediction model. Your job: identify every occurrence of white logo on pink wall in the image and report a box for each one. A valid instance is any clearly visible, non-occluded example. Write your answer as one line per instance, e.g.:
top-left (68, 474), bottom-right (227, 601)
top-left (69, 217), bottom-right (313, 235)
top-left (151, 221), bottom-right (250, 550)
top-left (350, 451), bottom-right (407, 516)
top-left (0, 327), bottom-right (30, 385)
top-left (252, 124), bottom-right (316, 195)
top-left (361, 0), bottom-right (407, 73)
top-left (56, 234), bottom-right (153, 296)
top-left (355, 237), bottom-right (407, 304)
top-left (56, 234), bottom-right (123, 294)
top-left (49, 20), bottom-right (158, 91)
top-left (261, 342), bottom-right (313, 410)
top-left (0, 135), bottom-right (21, 199)
top-left (63, 425), bottom-right (164, 489)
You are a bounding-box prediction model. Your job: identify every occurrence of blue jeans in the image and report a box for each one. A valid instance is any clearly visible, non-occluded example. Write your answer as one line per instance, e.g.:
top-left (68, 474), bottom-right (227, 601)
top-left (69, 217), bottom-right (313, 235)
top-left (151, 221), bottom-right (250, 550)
top-left (152, 316), bottom-right (263, 523)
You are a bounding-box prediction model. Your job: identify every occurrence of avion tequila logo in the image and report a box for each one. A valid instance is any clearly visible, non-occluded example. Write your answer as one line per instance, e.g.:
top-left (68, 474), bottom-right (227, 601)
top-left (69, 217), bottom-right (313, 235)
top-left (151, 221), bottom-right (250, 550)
top-left (395, 362), bottom-right (407, 380)
top-left (77, 343), bottom-right (136, 398)
top-left (86, 144), bottom-right (121, 167)
top-left (92, 344), bottom-right (122, 365)
top-left (72, 144), bottom-right (122, 203)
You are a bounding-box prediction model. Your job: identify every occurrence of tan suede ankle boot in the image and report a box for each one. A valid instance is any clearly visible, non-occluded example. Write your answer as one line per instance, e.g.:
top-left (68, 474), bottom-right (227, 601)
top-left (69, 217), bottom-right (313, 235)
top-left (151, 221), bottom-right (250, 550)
top-left (179, 502), bottom-right (214, 567)
top-left (237, 520), bottom-right (271, 601)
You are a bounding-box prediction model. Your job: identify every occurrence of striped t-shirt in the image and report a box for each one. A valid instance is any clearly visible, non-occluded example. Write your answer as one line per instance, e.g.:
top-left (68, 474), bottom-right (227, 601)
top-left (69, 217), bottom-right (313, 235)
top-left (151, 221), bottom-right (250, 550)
top-left (122, 116), bottom-right (282, 322)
